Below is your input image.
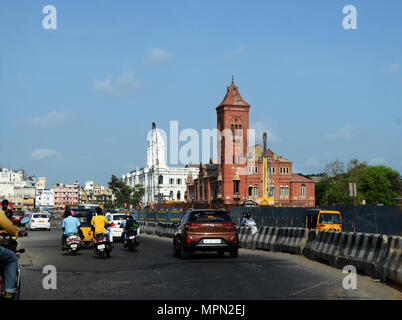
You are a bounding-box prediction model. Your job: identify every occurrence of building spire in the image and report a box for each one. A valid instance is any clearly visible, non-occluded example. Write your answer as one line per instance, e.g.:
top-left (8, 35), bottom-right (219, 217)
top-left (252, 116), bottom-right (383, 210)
top-left (232, 75), bottom-right (234, 84)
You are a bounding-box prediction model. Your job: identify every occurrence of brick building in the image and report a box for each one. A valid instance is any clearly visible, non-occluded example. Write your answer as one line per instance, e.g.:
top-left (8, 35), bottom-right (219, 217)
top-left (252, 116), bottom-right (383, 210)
top-left (186, 79), bottom-right (315, 207)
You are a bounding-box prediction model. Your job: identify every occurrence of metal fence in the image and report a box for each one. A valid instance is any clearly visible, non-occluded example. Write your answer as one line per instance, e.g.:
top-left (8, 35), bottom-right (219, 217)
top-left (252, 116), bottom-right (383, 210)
top-left (230, 205), bottom-right (402, 236)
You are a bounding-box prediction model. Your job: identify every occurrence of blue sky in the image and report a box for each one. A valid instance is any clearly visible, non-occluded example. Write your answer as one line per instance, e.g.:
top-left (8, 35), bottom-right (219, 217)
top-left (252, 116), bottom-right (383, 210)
top-left (0, 0), bottom-right (401, 187)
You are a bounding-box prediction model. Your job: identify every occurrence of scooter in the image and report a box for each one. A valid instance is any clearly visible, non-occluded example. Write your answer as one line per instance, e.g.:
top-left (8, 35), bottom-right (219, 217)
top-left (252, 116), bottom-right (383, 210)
top-left (126, 229), bottom-right (140, 252)
top-left (64, 233), bottom-right (82, 255)
top-left (0, 233), bottom-right (25, 300)
top-left (93, 233), bottom-right (112, 258)
top-left (241, 219), bottom-right (258, 235)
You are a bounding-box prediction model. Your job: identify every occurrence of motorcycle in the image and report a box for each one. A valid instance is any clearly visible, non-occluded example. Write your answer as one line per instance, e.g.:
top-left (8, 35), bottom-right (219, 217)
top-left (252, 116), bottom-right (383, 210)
top-left (64, 233), bottom-right (82, 255)
top-left (126, 229), bottom-right (140, 252)
top-left (93, 233), bottom-right (112, 258)
top-left (241, 218), bottom-right (258, 235)
top-left (0, 233), bottom-right (26, 300)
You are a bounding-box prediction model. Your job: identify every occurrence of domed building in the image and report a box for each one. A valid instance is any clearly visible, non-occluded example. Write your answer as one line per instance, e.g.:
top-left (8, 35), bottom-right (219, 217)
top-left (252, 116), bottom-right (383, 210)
top-left (122, 123), bottom-right (199, 205)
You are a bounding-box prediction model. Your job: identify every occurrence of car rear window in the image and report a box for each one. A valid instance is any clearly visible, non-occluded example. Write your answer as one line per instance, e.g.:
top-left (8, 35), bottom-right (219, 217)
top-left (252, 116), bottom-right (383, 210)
top-left (112, 215), bottom-right (128, 221)
top-left (33, 214), bottom-right (48, 218)
top-left (189, 211), bottom-right (231, 223)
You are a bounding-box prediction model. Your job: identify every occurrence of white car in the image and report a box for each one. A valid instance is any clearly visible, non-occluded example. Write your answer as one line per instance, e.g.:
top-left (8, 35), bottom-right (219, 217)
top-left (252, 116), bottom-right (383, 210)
top-left (28, 213), bottom-right (51, 231)
top-left (105, 213), bottom-right (129, 242)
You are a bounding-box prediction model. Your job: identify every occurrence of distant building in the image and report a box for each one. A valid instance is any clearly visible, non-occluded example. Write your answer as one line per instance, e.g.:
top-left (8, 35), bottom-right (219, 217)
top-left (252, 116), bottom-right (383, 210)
top-left (122, 123), bottom-right (199, 204)
top-left (52, 183), bottom-right (80, 212)
top-left (80, 183), bottom-right (113, 208)
top-left (186, 80), bottom-right (315, 207)
top-left (36, 188), bottom-right (54, 209)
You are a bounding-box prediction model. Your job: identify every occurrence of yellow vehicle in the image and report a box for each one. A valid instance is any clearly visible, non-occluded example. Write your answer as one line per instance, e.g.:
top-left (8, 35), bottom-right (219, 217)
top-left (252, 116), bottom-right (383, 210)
top-left (304, 209), bottom-right (342, 232)
top-left (73, 208), bottom-right (96, 247)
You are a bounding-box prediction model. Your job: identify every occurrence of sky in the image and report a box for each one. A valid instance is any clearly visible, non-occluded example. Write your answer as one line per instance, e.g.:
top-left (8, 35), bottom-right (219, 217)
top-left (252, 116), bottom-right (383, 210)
top-left (0, 0), bottom-right (401, 187)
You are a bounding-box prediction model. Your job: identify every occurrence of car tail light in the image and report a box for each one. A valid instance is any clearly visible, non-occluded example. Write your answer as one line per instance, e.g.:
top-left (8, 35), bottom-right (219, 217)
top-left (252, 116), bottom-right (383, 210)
top-left (185, 222), bottom-right (200, 227)
top-left (186, 238), bottom-right (192, 244)
top-left (111, 222), bottom-right (115, 227)
top-left (232, 236), bottom-right (238, 243)
top-left (224, 222), bottom-right (236, 227)
top-left (31, 219), bottom-right (35, 223)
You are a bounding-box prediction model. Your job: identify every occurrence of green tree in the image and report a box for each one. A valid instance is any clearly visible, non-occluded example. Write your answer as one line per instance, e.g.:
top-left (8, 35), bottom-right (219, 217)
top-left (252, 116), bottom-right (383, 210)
top-left (359, 165), bottom-right (401, 205)
top-left (108, 175), bottom-right (145, 208)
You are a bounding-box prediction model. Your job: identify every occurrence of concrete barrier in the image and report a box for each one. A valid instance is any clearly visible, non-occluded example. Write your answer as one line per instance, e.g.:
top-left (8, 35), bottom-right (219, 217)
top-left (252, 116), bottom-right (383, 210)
top-left (276, 227), bottom-right (309, 255)
top-left (381, 236), bottom-right (402, 285)
top-left (155, 222), bottom-right (177, 238)
top-left (237, 227), bottom-right (257, 249)
top-left (144, 221), bottom-right (157, 235)
top-left (252, 227), bottom-right (281, 252)
top-left (303, 230), bottom-right (389, 279)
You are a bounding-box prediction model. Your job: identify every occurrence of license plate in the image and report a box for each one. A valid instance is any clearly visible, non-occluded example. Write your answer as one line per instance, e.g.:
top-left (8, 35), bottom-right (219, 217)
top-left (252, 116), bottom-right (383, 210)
top-left (203, 239), bottom-right (221, 244)
top-left (71, 244), bottom-right (77, 249)
top-left (38, 221), bottom-right (44, 223)
top-left (98, 244), bottom-right (105, 250)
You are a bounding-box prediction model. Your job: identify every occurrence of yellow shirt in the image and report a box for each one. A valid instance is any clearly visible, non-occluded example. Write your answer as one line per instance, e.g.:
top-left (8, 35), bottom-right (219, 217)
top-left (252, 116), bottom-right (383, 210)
top-left (90, 215), bottom-right (109, 234)
top-left (0, 209), bottom-right (19, 239)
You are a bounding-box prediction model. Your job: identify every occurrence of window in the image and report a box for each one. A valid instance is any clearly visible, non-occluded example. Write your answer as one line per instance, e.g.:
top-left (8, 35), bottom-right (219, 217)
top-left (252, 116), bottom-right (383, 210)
top-left (234, 181), bottom-right (240, 195)
top-left (300, 184), bottom-right (306, 197)
top-left (177, 179), bottom-right (182, 185)
top-left (248, 186), bottom-right (253, 197)
top-left (169, 178), bottom-right (174, 185)
top-left (158, 175), bottom-right (163, 184)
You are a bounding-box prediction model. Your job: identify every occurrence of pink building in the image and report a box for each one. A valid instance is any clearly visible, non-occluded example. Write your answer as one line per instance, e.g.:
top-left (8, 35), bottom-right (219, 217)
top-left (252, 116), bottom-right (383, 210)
top-left (53, 184), bottom-right (79, 212)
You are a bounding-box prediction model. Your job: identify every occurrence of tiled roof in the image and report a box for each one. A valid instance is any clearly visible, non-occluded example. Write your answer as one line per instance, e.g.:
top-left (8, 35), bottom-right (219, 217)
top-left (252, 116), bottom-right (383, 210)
top-left (291, 174), bottom-right (314, 183)
top-left (217, 79), bottom-right (250, 108)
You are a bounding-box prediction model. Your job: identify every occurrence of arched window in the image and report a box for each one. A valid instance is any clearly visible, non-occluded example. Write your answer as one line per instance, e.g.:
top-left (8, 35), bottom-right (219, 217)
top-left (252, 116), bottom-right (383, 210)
top-left (177, 191), bottom-right (181, 200)
top-left (158, 175), bottom-right (163, 184)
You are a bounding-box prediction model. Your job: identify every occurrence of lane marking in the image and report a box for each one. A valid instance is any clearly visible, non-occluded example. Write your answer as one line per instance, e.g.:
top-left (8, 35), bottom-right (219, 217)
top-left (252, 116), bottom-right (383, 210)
top-left (289, 281), bottom-right (329, 297)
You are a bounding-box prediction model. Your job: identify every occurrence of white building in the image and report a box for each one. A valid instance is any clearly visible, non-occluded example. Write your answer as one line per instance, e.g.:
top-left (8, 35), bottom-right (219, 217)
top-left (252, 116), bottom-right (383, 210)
top-left (36, 188), bottom-right (54, 208)
top-left (0, 168), bottom-right (37, 199)
top-left (122, 123), bottom-right (199, 204)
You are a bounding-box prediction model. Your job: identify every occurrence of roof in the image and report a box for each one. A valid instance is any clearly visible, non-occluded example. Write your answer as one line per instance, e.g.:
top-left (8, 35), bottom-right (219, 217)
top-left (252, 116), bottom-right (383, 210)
top-left (291, 174), bottom-right (314, 183)
top-left (217, 79), bottom-right (250, 108)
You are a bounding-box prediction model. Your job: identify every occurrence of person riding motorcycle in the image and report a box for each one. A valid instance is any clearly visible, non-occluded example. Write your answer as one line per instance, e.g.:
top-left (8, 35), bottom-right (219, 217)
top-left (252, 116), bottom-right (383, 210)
top-left (90, 207), bottom-right (113, 246)
top-left (61, 209), bottom-right (81, 250)
top-left (122, 215), bottom-right (139, 247)
top-left (2, 200), bottom-right (13, 221)
top-left (0, 207), bottom-right (26, 299)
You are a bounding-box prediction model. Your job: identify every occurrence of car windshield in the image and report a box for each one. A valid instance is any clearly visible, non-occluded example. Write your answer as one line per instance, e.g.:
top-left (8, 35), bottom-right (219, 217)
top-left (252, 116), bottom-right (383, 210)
top-left (319, 213), bottom-right (341, 224)
top-left (189, 211), bottom-right (231, 223)
top-left (33, 214), bottom-right (48, 219)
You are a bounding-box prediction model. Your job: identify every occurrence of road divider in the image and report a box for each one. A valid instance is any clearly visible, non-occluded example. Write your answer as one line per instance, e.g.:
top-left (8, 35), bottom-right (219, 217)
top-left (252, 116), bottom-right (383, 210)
top-left (381, 235), bottom-right (401, 285)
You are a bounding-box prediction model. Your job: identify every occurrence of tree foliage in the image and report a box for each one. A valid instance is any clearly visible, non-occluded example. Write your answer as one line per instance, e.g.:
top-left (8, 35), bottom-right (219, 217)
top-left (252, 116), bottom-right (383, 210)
top-left (314, 160), bottom-right (401, 206)
top-left (107, 175), bottom-right (145, 208)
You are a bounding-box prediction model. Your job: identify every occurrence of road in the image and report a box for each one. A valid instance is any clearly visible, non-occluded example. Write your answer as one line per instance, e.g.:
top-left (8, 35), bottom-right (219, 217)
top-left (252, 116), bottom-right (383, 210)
top-left (17, 226), bottom-right (402, 300)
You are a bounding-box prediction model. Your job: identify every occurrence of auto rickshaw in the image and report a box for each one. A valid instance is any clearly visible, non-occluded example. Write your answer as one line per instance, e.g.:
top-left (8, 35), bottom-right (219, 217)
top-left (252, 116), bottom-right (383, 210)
top-left (73, 209), bottom-right (96, 247)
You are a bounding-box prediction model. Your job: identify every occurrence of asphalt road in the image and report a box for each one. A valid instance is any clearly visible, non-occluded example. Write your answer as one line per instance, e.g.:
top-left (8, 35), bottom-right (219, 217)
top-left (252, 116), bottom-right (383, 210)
top-left (17, 227), bottom-right (402, 300)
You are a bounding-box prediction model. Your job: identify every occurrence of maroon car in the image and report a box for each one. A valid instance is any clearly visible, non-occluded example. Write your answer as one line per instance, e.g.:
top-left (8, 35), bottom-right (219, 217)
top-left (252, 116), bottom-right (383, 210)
top-left (11, 211), bottom-right (25, 226)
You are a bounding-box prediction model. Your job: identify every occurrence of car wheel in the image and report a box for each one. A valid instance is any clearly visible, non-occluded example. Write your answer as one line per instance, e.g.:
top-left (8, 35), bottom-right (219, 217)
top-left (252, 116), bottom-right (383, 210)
top-left (229, 248), bottom-right (238, 258)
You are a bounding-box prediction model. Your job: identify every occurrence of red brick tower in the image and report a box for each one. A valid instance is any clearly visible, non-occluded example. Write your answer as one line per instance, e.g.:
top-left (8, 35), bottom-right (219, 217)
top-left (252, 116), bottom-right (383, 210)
top-left (216, 77), bottom-right (250, 204)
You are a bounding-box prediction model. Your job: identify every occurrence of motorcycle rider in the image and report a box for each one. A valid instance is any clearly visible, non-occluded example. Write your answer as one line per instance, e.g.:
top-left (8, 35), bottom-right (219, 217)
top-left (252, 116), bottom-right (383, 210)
top-left (0, 206), bottom-right (26, 299)
top-left (2, 200), bottom-right (13, 221)
top-left (90, 207), bottom-right (113, 246)
top-left (61, 209), bottom-right (81, 250)
top-left (122, 215), bottom-right (138, 247)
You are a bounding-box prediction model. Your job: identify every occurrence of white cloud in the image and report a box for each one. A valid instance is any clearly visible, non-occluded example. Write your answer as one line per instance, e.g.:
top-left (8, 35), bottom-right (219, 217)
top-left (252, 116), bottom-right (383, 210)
top-left (30, 149), bottom-right (60, 161)
top-left (93, 72), bottom-right (143, 96)
top-left (384, 62), bottom-right (401, 73)
top-left (326, 125), bottom-right (354, 141)
top-left (222, 45), bottom-right (247, 61)
top-left (369, 157), bottom-right (386, 165)
top-left (143, 48), bottom-right (173, 65)
top-left (28, 111), bottom-right (74, 128)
